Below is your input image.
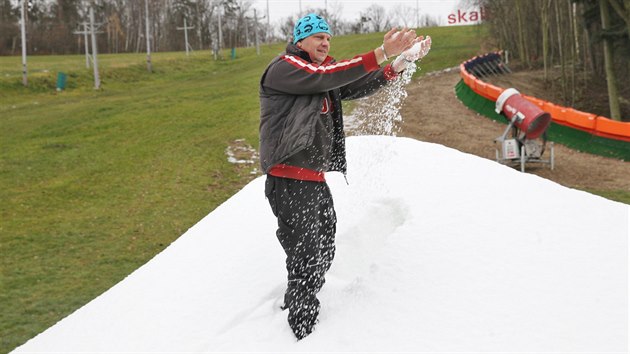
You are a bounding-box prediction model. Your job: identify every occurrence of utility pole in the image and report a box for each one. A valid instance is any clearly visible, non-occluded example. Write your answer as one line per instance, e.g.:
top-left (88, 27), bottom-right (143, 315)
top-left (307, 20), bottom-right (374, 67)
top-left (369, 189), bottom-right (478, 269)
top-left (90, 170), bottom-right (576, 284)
top-left (145, 0), bottom-right (152, 73)
top-left (416, 0), bottom-right (419, 28)
top-left (82, 22), bottom-right (90, 68)
top-left (73, 22), bottom-right (91, 68)
top-left (266, 0), bottom-right (270, 43)
top-left (177, 18), bottom-right (194, 56)
top-left (20, 0), bottom-right (27, 87)
top-left (217, 5), bottom-right (222, 52)
top-left (89, 7), bottom-right (101, 89)
top-left (73, 7), bottom-right (103, 89)
top-left (254, 9), bottom-right (260, 55)
top-left (299, 0), bottom-right (302, 15)
top-left (244, 15), bottom-right (249, 47)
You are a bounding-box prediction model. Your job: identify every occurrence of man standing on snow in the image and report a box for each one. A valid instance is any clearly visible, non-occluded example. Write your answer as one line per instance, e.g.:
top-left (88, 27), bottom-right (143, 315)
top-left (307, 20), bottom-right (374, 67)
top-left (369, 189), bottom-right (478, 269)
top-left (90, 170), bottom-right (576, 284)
top-left (259, 13), bottom-right (431, 340)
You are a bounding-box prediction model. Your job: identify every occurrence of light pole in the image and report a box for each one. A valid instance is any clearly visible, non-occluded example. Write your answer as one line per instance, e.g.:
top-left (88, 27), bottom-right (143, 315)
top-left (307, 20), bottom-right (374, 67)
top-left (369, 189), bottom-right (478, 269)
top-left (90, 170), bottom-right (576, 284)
top-left (416, 0), bottom-right (419, 28)
top-left (89, 7), bottom-right (100, 89)
top-left (253, 9), bottom-right (263, 55)
top-left (217, 5), bottom-right (222, 51)
top-left (20, 0), bottom-right (27, 86)
top-left (145, 0), bottom-right (152, 73)
top-left (73, 22), bottom-right (91, 69)
top-left (177, 18), bottom-right (194, 56)
top-left (266, 0), bottom-right (270, 43)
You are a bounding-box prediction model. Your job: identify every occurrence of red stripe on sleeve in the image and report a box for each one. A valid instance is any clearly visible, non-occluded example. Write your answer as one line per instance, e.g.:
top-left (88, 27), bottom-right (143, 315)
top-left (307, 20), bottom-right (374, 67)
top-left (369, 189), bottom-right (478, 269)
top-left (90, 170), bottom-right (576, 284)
top-left (281, 54), bottom-right (367, 74)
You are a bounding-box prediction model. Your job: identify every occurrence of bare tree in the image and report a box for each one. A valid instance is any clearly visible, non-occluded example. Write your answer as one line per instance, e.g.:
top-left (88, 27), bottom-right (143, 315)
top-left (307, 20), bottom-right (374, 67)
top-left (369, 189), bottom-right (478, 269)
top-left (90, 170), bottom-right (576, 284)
top-left (418, 13), bottom-right (439, 28)
top-left (541, 0), bottom-right (551, 80)
top-left (600, 0), bottom-right (621, 120)
top-left (278, 14), bottom-right (294, 41)
top-left (480, 0), bottom-right (629, 120)
top-left (0, 0), bottom-right (19, 55)
top-left (389, 4), bottom-right (416, 27)
top-left (515, 0), bottom-right (529, 67)
top-left (607, 0), bottom-right (630, 35)
top-left (360, 4), bottom-right (388, 33)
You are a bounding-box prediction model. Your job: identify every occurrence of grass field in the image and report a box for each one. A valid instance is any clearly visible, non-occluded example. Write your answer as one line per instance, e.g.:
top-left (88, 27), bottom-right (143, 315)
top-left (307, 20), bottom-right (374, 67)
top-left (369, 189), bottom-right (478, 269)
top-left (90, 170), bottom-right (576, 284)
top-left (1, 24), bottom-right (488, 352)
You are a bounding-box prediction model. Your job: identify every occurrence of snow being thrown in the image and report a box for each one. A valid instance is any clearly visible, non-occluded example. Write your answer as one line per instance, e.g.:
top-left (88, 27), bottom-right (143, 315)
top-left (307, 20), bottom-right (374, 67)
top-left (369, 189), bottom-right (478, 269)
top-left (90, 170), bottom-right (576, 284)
top-left (346, 59), bottom-right (419, 137)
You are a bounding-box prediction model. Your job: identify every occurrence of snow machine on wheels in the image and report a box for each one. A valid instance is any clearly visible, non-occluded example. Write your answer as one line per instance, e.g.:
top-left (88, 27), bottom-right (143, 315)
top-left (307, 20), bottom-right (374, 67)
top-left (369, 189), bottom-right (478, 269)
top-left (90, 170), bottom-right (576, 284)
top-left (494, 88), bottom-right (554, 172)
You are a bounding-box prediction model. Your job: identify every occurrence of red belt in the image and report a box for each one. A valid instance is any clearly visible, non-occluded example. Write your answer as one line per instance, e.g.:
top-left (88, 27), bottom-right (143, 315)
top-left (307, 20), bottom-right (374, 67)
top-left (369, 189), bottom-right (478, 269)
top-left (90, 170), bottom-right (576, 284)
top-left (268, 164), bottom-right (325, 182)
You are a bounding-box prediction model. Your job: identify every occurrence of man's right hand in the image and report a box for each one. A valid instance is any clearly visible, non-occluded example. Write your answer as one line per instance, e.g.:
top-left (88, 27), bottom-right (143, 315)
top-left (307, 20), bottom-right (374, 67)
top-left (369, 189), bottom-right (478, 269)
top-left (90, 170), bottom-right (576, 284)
top-left (382, 28), bottom-right (419, 59)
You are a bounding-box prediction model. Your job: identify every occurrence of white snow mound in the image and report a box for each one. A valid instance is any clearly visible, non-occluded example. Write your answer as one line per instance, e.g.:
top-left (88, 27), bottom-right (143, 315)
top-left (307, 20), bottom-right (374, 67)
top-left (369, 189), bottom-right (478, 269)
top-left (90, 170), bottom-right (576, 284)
top-left (13, 136), bottom-right (629, 353)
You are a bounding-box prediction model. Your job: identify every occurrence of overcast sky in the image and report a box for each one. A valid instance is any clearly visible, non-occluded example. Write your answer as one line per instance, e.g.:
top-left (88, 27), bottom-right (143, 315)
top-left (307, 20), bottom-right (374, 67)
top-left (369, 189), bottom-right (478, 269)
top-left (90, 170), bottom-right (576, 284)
top-left (252, 0), bottom-right (470, 26)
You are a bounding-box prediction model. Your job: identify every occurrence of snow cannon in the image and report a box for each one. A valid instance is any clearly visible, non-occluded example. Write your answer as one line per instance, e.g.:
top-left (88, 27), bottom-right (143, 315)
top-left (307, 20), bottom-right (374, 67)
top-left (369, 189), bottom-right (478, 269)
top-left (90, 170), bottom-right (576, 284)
top-left (494, 88), bottom-right (554, 172)
top-left (495, 88), bottom-right (551, 139)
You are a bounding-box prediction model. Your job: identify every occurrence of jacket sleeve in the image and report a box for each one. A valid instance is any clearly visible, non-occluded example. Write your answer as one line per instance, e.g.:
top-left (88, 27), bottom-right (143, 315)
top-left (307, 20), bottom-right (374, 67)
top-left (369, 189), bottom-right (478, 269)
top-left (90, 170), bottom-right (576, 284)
top-left (339, 64), bottom-right (399, 100)
top-left (262, 51), bottom-right (381, 95)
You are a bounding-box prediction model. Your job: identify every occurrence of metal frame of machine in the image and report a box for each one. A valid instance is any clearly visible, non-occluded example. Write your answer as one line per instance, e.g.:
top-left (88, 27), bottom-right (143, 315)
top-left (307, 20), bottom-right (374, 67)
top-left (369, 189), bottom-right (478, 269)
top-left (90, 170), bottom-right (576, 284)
top-left (494, 88), bottom-right (555, 172)
top-left (494, 119), bottom-right (555, 172)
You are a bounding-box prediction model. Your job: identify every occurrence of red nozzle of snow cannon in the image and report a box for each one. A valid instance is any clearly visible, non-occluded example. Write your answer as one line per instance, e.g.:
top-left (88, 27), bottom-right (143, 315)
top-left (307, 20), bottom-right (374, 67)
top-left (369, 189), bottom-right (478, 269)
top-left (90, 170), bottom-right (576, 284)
top-left (495, 88), bottom-right (552, 139)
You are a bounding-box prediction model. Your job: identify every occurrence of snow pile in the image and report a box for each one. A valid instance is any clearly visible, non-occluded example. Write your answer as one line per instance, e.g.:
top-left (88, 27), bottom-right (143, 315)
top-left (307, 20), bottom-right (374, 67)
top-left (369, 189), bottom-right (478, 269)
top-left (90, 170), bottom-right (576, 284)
top-left (13, 136), bottom-right (628, 353)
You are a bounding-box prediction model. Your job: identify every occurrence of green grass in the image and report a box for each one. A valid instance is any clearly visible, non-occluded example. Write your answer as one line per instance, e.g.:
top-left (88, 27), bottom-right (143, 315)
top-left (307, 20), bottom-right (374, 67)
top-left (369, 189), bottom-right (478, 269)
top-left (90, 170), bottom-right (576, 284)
top-left (0, 26), bottom-right (487, 353)
top-left (584, 189), bottom-right (630, 205)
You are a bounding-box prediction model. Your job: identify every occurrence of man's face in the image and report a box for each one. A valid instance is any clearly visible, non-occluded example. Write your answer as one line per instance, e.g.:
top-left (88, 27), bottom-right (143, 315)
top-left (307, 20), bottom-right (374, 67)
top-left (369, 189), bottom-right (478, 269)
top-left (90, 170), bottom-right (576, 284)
top-left (297, 33), bottom-right (331, 65)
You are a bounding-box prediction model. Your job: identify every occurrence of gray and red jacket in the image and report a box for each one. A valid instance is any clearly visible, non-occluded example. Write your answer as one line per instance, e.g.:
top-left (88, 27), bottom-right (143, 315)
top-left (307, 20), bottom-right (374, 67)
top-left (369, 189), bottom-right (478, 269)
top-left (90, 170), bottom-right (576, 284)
top-left (259, 43), bottom-right (398, 179)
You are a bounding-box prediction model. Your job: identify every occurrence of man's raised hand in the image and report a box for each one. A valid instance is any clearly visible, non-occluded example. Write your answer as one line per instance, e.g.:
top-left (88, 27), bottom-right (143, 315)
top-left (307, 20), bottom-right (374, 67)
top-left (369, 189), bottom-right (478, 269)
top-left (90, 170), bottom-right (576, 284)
top-left (392, 35), bottom-right (432, 73)
top-left (382, 28), bottom-right (419, 58)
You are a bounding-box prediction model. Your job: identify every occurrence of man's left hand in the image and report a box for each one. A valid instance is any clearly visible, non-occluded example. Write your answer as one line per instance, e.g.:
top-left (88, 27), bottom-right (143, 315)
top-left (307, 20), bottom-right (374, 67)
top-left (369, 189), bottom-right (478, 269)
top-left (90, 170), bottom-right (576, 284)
top-left (392, 36), bottom-right (432, 73)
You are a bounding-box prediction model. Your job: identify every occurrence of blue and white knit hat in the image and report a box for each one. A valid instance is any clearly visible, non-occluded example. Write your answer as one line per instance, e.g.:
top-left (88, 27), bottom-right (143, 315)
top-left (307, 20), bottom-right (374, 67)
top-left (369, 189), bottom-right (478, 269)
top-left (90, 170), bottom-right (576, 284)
top-left (293, 13), bottom-right (332, 44)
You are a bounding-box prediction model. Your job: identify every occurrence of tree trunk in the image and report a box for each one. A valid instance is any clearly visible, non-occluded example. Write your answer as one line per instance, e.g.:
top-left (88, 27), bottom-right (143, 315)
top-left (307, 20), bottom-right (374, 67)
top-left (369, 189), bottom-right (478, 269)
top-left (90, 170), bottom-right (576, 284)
top-left (542, 0), bottom-right (551, 81)
top-left (569, 0), bottom-right (577, 105)
top-left (607, 0), bottom-right (630, 90)
top-left (607, 0), bottom-right (630, 36)
top-left (196, 0), bottom-right (203, 50)
top-left (600, 0), bottom-right (622, 120)
top-left (555, 0), bottom-right (567, 103)
top-left (572, 2), bottom-right (581, 62)
top-left (515, 0), bottom-right (528, 65)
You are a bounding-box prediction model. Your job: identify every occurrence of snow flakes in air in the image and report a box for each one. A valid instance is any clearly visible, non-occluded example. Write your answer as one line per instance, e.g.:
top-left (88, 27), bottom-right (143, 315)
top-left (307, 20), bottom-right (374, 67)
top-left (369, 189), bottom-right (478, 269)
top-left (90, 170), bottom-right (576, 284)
top-left (345, 62), bottom-right (418, 136)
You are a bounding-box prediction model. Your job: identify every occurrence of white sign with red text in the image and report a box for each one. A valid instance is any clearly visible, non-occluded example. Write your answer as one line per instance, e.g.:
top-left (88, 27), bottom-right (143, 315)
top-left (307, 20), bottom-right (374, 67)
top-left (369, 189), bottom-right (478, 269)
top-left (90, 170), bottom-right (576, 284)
top-left (447, 7), bottom-right (487, 26)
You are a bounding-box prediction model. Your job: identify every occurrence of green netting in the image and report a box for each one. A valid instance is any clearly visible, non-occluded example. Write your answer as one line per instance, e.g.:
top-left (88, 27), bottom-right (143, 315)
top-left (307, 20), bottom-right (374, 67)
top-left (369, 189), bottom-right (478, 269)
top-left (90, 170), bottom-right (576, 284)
top-left (455, 80), bottom-right (630, 161)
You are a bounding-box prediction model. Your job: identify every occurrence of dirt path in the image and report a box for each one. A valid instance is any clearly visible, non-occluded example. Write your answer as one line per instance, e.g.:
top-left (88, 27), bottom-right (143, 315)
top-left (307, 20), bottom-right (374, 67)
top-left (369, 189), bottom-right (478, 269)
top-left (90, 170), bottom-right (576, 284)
top-left (397, 71), bottom-right (630, 192)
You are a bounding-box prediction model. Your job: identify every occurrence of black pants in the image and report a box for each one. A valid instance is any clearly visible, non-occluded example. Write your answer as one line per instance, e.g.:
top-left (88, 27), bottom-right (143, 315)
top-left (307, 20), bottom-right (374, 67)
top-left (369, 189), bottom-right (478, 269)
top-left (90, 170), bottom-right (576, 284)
top-left (265, 175), bottom-right (336, 339)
